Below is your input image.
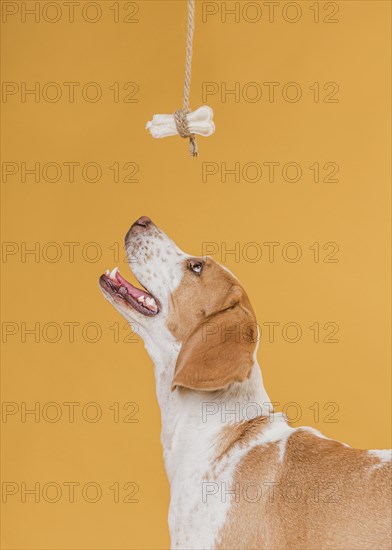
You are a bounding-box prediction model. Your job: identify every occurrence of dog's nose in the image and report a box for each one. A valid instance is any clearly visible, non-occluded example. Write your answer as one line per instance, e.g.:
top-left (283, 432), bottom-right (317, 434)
top-left (133, 215), bottom-right (152, 229)
top-left (126, 216), bottom-right (153, 239)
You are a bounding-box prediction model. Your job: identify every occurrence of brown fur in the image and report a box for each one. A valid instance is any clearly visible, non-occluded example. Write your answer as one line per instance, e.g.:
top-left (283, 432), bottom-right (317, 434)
top-left (217, 430), bottom-right (392, 550)
top-left (168, 258), bottom-right (258, 391)
top-left (215, 417), bottom-right (268, 463)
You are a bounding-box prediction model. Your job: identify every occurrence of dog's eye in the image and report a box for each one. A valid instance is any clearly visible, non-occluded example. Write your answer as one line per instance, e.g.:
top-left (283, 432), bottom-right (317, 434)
top-left (188, 260), bottom-right (203, 275)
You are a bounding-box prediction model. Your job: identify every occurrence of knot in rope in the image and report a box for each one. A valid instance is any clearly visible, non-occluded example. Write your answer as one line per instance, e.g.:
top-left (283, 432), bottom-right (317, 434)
top-left (174, 109), bottom-right (198, 157)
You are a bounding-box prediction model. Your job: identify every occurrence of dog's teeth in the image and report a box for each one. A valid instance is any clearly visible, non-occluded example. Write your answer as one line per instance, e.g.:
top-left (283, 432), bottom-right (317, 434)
top-left (137, 295), bottom-right (145, 303)
top-left (119, 286), bottom-right (127, 295)
top-left (146, 297), bottom-right (157, 310)
top-left (105, 269), bottom-right (110, 276)
top-left (109, 267), bottom-right (119, 280)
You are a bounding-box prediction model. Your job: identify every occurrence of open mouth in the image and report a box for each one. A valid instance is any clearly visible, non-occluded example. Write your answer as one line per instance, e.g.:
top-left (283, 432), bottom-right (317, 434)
top-left (99, 267), bottom-right (160, 317)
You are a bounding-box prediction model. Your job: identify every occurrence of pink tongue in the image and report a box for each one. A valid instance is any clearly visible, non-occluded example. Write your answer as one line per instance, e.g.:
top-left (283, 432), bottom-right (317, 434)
top-left (116, 271), bottom-right (147, 299)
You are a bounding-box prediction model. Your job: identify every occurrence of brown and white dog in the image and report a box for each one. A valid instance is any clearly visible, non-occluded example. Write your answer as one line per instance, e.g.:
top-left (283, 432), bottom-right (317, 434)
top-left (99, 216), bottom-right (391, 550)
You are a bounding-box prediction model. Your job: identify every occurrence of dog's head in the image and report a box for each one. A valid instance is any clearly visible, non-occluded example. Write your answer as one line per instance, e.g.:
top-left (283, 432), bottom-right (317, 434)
top-left (99, 216), bottom-right (258, 392)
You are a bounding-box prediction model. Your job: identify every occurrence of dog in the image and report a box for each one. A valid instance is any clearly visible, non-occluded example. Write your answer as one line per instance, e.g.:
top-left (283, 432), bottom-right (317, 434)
top-left (99, 216), bottom-right (391, 550)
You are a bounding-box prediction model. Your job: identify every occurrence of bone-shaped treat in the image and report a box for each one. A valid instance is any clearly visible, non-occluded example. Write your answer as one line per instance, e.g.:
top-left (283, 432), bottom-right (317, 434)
top-left (146, 106), bottom-right (215, 139)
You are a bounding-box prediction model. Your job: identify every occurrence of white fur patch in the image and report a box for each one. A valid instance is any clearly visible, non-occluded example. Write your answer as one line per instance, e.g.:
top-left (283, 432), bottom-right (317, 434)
top-left (368, 449), bottom-right (392, 462)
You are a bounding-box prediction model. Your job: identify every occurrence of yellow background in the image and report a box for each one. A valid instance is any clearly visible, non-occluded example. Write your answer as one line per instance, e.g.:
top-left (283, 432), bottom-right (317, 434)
top-left (1, 1), bottom-right (391, 548)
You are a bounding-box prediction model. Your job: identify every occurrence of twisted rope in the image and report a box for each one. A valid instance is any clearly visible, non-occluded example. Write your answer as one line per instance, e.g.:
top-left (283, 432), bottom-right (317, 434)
top-left (174, 0), bottom-right (198, 157)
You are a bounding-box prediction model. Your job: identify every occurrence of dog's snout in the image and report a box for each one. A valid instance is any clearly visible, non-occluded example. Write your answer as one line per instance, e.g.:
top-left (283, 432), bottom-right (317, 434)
top-left (126, 216), bottom-right (153, 241)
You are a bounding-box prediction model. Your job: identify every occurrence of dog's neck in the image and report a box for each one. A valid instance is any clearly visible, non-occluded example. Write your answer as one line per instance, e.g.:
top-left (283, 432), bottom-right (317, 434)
top-left (142, 328), bottom-right (272, 482)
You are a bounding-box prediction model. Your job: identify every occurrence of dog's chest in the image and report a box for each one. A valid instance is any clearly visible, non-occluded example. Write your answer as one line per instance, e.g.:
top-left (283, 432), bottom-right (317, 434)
top-left (164, 421), bottom-right (265, 550)
top-left (161, 410), bottom-right (230, 548)
top-left (167, 447), bottom-right (234, 550)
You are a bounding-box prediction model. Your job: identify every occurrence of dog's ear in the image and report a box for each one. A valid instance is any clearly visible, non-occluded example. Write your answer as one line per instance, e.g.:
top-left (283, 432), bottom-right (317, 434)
top-left (172, 288), bottom-right (258, 392)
